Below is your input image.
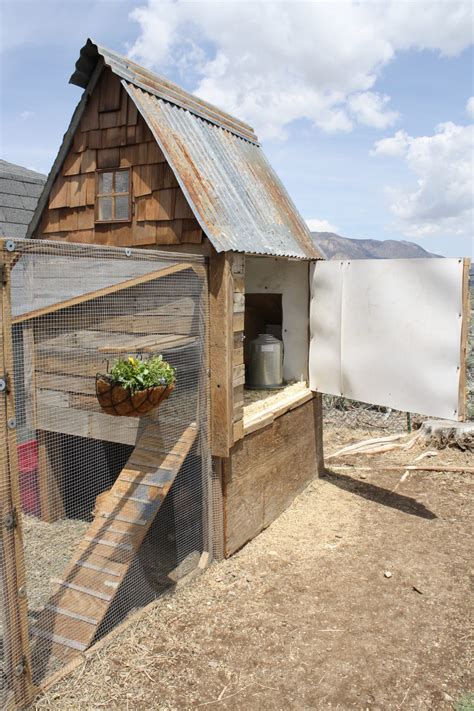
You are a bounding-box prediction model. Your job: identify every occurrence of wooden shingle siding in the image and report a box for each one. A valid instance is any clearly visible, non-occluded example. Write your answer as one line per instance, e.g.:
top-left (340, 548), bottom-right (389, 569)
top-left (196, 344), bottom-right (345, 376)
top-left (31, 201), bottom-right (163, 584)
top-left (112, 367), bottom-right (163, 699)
top-left (37, 69), bottom-right (202, 248)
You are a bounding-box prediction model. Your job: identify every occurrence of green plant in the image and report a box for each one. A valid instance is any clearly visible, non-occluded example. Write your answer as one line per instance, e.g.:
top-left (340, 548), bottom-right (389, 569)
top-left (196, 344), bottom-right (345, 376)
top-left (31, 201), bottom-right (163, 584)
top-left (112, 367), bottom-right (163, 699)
top-left (108, 355), bottom-right (176, 393)
top-left (454, 692), bottom-right (474, 711)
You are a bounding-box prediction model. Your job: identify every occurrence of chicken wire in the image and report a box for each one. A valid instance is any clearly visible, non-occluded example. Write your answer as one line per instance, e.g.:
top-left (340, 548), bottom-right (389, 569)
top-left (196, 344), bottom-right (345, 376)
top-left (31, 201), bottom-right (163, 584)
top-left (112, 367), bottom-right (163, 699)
top-left (0, 238), bottom-right (210, 706)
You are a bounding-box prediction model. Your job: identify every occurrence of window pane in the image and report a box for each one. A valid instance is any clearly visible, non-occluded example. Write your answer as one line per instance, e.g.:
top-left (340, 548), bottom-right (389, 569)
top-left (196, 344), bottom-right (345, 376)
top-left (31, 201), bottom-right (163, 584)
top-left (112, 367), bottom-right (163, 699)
top-left (115, 194), bottom-right (130, 220)
top-left (99, 172), bottom-right (113, 194)
top-left (115, 170), bottom-right (129, 193)
top-left (98, 196), bottom-right (113, 221)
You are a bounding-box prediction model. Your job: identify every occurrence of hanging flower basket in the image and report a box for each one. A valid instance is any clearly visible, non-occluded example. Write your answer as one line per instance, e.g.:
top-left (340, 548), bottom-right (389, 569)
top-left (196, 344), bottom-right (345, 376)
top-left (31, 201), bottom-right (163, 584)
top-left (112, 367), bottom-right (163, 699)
top-left (96, 355), bottom-right (176, 417)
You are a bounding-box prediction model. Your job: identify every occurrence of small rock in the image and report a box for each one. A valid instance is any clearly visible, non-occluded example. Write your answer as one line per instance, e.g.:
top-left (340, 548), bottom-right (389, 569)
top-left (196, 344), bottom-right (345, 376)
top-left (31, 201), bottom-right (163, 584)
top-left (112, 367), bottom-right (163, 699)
top-left (208, 660), bottom-right (219, 668)
top-left (199, 551), bottom-right (210, 569)
top-left (360, 474), bottom-right (367, 480)
top-left (442, 692), bottom-right (454, 702)
top-left (104, 676), bottom-right (111, 682)
top-left (384, 571), bottom-right (392, 578)
top-left (335, 534), bottom-right (343, 539)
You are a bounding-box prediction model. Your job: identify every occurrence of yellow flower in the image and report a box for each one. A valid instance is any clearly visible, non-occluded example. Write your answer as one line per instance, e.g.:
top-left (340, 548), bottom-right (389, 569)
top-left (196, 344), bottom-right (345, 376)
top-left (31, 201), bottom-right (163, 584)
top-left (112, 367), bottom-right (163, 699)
top-left (128, 356), bottom-right (137, 366)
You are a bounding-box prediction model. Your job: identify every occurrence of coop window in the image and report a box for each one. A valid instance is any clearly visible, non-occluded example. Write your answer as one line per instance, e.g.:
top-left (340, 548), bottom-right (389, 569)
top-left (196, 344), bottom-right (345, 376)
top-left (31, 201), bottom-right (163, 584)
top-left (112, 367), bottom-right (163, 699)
top-left (95, 168), bottom-right (131, 223)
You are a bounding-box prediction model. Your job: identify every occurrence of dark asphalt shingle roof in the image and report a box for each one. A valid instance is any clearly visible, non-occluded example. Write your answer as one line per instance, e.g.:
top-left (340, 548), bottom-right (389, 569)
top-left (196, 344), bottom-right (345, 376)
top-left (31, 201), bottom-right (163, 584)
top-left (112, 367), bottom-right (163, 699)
top-left (0, 160), bottom-right (46, 239)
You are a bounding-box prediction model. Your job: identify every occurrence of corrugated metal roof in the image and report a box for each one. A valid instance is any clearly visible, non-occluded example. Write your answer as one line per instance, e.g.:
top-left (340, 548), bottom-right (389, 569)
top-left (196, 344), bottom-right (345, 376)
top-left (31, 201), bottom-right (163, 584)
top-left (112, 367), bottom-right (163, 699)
top-left (31, 39), bottom-right (321, 259)
top-left (125, 83), bottom-right (319, 258)
top-left (70, 39), bottom-right (258, 145)
top-left (0, 160), bottom-right (46, 239)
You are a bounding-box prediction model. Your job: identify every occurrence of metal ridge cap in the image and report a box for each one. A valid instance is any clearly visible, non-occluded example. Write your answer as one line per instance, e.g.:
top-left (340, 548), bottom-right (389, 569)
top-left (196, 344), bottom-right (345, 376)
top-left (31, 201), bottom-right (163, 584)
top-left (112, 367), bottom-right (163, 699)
top-left (70, 39), bottom-right (259, 144)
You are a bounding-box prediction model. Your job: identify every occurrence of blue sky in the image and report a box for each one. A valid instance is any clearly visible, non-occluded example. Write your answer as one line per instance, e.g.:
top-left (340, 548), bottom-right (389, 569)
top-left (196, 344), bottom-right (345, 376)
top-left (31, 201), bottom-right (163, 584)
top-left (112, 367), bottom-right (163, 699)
top-left (1, 0), bottom-right (473, 258)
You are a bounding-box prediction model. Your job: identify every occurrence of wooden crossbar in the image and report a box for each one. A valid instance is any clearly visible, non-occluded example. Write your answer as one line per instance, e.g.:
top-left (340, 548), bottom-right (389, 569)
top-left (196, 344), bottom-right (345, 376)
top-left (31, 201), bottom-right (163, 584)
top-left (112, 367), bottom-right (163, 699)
top-left (13, 262), bottom-right (193, 324)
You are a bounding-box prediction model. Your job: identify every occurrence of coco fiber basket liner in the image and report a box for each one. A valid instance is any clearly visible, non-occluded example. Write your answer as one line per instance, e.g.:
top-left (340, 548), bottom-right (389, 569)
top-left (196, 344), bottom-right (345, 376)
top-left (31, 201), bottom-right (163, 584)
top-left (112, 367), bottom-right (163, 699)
top-left (96, 375), bottom-right (175, 417)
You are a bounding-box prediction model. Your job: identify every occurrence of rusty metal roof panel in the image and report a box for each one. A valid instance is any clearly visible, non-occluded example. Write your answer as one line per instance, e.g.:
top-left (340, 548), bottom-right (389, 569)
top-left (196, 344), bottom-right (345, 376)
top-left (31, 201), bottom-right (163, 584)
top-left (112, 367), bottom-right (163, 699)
top-left (70, 39), bottom-right (258, 145)
top-left (124, 83), bottom-right (320, 259)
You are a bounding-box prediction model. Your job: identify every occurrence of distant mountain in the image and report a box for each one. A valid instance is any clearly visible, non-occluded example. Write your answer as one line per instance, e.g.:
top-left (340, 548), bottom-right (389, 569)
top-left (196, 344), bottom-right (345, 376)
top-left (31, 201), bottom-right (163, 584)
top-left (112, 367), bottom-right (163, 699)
top-left (311, 232), bottom-right (442, 260)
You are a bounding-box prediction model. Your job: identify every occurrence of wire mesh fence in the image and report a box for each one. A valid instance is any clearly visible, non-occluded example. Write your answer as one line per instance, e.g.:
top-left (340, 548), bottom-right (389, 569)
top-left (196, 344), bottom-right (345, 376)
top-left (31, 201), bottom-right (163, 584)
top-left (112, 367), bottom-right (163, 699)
top-left (0, 238), bottom-right (210, 706)
top-left (323, 276), bottom-right (473, 431)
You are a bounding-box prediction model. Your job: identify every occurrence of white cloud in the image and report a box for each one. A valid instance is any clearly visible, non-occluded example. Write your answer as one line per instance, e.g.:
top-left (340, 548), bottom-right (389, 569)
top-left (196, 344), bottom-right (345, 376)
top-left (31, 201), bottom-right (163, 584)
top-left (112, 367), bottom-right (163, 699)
top-left (306, 218), bottom-right (338, 234)
top-left (348, 92), bottom-right (399, 129)
top-left (129, 0), bottom-right (473, 140)
top-left (371, 130), bottom-right (410, 157)
top-left (372, 121), bottom-right (474, 238)
top-left (20, 111), bottom-right (34, 121)
top-left (466, 97), bottom-right (474, 118)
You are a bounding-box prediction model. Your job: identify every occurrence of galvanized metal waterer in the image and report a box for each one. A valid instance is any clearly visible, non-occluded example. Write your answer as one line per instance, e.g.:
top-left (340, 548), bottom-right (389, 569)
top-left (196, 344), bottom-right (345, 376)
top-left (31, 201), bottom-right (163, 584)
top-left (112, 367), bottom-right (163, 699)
top-left (247, 333), bottom-right (284, 389)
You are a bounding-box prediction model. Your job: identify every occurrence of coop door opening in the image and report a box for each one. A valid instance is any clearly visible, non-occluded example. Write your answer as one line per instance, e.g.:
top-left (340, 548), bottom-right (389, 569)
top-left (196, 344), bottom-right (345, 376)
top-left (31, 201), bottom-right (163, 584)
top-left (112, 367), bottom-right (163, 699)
top-left (244, 256), bottom-right (310, 388)
top-left (244, 293), bottom-right (283, 383)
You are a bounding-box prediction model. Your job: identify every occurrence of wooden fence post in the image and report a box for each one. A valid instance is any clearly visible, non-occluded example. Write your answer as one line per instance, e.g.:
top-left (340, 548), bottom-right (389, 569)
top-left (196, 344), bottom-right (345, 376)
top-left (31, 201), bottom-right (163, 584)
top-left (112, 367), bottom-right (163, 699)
top-left (0, 242), bottom-right (34, 707)
top-left (458, 257), bottom-right (471, 421)
top-left (209, 250), bottom-right (234, 457)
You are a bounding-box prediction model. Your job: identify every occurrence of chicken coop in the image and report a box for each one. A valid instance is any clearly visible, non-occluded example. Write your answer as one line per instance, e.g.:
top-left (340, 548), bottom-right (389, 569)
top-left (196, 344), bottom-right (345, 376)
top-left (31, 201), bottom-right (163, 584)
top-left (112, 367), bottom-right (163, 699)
top-left (0, 39), bottom-right (470, 708)
top-left (26, 38), bottom-right (328, 565)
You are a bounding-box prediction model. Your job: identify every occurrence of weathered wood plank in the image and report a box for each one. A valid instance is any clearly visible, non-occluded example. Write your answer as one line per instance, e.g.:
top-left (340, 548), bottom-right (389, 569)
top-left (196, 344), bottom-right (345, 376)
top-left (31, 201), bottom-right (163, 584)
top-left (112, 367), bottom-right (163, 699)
top-left (224, 396), bottom-right (323, 556)
top-left (0, 254), bottom-right (34, 705)
top-left (242, 388), bottom-right (314, 436)
top-left (13, 262), bottom-right (194, 325)
top-left (97, 147), bottom-right (120, 169)
top-left (37, 431), bottom-right (65, 522)
top-left (49, 176), bottom-right (70, 210)
top-left (36, 395), bottom-right (139, 444)
top-left (174, 189), bottom-right (195, 220)
top-left (458, 257), bottom-right (471, 421)
top-left (32, 421), bottom-right (197, 660)
top-left (209, 251), bottom-right (234, 457)
top-left (98, 71), bottom-right (122, 113)
top-left (232, 363), bottom-right (245, 387)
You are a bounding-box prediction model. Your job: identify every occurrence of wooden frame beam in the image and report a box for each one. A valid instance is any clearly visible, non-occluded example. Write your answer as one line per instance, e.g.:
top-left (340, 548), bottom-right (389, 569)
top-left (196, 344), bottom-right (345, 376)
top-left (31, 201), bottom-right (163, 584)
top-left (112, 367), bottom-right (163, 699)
top-left (209, 250), bottom-right (234, 457)
top-left (458, 257), bottom-right (471, 421)
top-left (0, 251), bottom-right (34, 707)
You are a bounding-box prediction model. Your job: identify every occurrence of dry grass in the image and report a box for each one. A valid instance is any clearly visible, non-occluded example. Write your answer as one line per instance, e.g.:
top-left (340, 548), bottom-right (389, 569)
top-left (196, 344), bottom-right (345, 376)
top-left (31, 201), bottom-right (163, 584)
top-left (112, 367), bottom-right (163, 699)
top-left (31, 424), bottom-right (473, 710)
top-left (22, 516), bottom-right (88, 616)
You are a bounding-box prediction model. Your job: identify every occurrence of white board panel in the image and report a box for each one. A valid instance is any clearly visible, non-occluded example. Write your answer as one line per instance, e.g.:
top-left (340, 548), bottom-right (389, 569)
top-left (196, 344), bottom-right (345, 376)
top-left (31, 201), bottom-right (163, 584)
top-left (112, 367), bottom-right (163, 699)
top-left (309, 259), bottom-right (465, 419)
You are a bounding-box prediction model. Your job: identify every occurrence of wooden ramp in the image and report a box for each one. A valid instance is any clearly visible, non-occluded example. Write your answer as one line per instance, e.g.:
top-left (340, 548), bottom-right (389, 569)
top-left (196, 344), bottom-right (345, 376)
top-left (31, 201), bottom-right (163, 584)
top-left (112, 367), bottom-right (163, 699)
top-left (32, 420), bottom-right (198, 660)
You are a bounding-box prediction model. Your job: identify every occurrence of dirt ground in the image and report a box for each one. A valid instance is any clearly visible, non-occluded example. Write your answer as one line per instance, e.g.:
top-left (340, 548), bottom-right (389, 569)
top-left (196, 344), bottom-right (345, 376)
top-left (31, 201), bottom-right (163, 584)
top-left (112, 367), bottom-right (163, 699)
top-left (22, 516), bottom-right (88, 616)
top-left (33, 424), bottom-right (473, 710)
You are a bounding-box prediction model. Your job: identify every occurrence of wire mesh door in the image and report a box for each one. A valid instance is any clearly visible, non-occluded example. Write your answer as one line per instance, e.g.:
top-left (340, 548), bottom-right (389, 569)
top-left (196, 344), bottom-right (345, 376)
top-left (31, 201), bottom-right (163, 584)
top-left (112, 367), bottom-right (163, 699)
top-left (0, 238), bottom-right (210, 706)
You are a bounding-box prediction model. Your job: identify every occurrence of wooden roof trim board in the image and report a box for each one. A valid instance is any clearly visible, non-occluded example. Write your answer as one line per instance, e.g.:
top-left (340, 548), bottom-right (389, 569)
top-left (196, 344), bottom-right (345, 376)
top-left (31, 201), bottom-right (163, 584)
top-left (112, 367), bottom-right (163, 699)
top-left (12, 262), bottom-right (194, 324)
